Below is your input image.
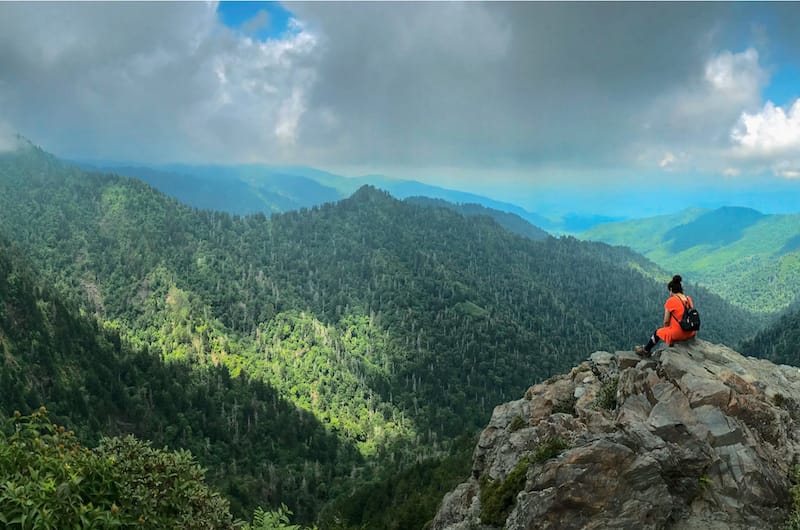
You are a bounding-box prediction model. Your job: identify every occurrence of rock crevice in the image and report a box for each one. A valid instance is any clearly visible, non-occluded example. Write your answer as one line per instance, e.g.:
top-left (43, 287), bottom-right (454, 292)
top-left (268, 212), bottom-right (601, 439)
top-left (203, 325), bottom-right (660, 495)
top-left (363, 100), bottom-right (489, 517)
top-left (432, 339), bottom-right (800, 529)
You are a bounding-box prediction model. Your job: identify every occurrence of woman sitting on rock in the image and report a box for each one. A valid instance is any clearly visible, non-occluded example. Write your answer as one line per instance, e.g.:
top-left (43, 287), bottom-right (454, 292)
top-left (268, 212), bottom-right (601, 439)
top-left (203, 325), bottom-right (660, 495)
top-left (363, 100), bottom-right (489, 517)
top-left (636, 274), bottom-right (698, 356)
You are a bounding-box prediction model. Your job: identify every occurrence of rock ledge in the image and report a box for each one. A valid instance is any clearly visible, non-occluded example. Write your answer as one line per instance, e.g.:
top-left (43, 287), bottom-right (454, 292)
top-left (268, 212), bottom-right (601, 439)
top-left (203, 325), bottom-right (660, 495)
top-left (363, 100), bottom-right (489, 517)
top-left (431, 339), bottom-right (800, 530)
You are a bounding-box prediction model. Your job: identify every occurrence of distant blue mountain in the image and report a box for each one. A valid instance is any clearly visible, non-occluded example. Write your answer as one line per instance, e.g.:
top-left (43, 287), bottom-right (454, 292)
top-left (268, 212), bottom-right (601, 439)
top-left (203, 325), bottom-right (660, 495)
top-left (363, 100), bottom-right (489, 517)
top-left (662, 206), bottom-right (765, 252)
top-left (91, 164), bottom-right (342, 214)
top-left (76, 162), bottom-right (625, 233)
top-left (350, 175), bottom-right (557, 230)
top-left (404, 196), bottom-right (550, 240)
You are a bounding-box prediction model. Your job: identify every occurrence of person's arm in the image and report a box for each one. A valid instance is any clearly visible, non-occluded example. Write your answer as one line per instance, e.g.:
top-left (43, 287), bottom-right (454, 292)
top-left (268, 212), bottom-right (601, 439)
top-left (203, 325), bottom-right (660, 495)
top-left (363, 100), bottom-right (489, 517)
top-left (663, 307), bottom-right (671, 327)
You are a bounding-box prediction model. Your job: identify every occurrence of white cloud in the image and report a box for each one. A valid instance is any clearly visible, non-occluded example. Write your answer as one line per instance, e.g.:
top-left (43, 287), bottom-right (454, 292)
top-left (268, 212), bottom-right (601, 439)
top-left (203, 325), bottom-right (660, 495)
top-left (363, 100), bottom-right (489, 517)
top-left (731, 99), bottom-right (800, 155)
top-left (722, 167), bottom-right (741, 177)
top-left (659, 151), bottom-right (676, 168)
top-left (778, 168), bottom-right (800, 179)
top-left (0, 2), bottom-right (319, 163)
top-left (275, 88), bottom-right (307, 145)
top-left (633, 48), bottom-right (770, 175)
top-left (727, 99), bottom-right (800, 179)
top-left (652, 48), bottom-right (765, 139)
top-left (772, 160), bottom-right (800, 179)
top-left (704, 48), bottom-right (765, 97)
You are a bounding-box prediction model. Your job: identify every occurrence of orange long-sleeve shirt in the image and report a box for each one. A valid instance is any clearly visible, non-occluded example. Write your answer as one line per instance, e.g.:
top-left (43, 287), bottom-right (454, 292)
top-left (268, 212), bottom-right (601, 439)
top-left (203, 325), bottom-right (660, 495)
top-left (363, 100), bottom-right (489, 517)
top-left (656, 294), bottom-right (697, 345)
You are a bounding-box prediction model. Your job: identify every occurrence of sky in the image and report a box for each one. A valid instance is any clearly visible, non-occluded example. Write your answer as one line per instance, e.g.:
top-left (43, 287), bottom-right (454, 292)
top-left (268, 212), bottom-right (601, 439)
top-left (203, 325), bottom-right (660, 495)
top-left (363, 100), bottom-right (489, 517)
top-left (1, 2), bottom-right (800, 215)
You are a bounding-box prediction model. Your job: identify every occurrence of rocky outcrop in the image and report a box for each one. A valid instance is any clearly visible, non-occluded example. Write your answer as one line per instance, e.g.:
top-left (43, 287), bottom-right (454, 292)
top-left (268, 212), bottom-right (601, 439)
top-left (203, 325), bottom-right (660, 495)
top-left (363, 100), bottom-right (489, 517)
top-left (431, 339), bottom-right (800, 529)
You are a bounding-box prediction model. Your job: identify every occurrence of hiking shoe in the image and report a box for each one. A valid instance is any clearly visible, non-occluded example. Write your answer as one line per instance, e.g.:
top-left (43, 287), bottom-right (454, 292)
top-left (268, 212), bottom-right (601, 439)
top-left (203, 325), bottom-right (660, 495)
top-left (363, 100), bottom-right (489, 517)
top-left (634, 345), bottom-right (648, 357)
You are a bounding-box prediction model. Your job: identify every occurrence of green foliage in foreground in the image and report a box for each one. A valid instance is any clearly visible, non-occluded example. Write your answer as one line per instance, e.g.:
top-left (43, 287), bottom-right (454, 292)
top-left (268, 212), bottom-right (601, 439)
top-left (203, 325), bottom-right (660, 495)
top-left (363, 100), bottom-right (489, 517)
top-left (245, 505), bottom-right (317, 530)
top-left (0, 408), bottom-right (235, 529)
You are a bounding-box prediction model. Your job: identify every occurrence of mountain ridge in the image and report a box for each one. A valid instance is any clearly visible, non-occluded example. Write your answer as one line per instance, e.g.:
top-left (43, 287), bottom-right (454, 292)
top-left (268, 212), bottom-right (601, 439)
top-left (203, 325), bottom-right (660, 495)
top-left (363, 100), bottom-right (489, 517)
top-left (81, 160), bottom-right (635, 232)
top-left (582, 206), bottom-right (800, 314)
top-left (0, 143), bottom-right (772, 526)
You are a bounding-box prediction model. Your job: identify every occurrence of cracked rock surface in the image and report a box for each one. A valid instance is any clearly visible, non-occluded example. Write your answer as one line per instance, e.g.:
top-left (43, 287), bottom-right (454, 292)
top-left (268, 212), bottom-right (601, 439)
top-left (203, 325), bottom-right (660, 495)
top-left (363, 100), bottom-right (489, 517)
top-left (431, 339), bottom-right (800, 530)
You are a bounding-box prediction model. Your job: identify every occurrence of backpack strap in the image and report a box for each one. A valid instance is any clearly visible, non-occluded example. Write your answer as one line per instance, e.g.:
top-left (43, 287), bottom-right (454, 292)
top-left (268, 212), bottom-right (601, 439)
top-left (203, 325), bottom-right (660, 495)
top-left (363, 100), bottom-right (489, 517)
top-left (670, 294), bottom-right (690, 325)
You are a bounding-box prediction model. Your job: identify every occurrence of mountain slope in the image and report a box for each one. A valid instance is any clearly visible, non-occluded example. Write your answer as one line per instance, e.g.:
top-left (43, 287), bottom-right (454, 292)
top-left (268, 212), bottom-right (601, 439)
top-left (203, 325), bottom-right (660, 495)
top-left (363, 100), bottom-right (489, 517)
top-left (88, 161), bottom-right (564, 231)
top-left (0, 143), bottom-right (766, 526)
top-left (740, 303), bottom-right (800, 366)
top-left (95, 164), bottom-right (342, 215)
top-left (582, 206), bottom-right (800, 314)
top-left (404, 196), bottom-right (550, 240)
top-left (0, 234), bottom-right (356, 520)
top-left (0, 147), bottom-right (762, 433)
top-left (433, 339), bottom-right (800, 529)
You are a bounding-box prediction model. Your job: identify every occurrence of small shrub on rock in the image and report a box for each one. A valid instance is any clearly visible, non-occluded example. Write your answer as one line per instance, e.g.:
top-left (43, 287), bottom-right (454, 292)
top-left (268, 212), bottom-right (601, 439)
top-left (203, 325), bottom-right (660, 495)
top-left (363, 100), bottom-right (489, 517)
top-left (530, 436), bottom-right (569, 465)
top-left (786, 464), bottom-right (800, 530)
top-left (509, 415), bottom-right (527, 432)
top-left (596, 376), bottom-right (619, 410)
top-left (552, 395), bottom-right (578, 416)
top-left (479, 437), bottom-right (569, 526)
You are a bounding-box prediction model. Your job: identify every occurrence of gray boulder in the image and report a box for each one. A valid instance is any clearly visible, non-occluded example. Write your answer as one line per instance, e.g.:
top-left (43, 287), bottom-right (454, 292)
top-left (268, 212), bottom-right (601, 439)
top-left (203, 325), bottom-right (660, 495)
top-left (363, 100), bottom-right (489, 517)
top-left (431, 339), bottom-right (799, 530)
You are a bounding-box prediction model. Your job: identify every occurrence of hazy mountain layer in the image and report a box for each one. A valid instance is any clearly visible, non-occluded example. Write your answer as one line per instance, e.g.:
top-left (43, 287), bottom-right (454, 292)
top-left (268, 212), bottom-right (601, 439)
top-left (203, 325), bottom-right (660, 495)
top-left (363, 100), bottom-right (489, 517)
top-left (85, 161), bottom-right (620, 233)
top-left (582, 206), bottom-right (800, 314)
top-left (404, 196), bottom-right (550, 240)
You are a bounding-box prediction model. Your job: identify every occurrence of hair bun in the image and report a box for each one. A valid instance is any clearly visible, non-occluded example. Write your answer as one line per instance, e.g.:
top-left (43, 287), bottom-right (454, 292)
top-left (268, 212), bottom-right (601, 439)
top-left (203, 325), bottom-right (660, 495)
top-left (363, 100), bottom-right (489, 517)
top-left (673, 274), bottom-right (682, 282)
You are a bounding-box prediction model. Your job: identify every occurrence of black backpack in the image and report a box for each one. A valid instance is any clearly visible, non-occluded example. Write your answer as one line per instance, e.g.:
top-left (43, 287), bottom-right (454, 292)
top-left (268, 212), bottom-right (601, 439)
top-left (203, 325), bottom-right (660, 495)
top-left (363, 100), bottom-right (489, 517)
top-left (672, 295), bottom-right (701, 332)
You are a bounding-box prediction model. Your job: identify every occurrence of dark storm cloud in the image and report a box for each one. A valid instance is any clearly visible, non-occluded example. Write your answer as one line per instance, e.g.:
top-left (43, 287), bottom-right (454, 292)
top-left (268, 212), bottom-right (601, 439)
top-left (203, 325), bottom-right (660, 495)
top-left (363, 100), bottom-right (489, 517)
top-left (0, 2), bottom-right (797, 181)
top-left (0, 2), bottom-right (316, 162)
top-left (290, 2), bottom-right (740, 169)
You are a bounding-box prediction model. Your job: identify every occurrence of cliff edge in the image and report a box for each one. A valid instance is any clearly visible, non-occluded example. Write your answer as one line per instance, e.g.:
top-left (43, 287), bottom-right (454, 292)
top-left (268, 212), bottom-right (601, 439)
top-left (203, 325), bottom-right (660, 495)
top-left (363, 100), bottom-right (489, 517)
top-left (432, 339), bottom-right (800, 529)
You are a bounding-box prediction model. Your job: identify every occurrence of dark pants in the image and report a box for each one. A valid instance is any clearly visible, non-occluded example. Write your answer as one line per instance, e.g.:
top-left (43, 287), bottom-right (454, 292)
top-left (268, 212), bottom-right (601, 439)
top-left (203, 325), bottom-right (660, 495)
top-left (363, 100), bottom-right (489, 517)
top-left (644, 329), bottom-right (660, 352)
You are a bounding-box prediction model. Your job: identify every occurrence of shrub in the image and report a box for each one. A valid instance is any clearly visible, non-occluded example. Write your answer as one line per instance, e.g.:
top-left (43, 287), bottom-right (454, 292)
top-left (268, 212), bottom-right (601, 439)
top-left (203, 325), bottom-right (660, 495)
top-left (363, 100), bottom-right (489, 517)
top-left (245, 504), bottom-right (317, 530)
top-left (595, 376), bottom-right (619, 410)
top-left (479, 437), bottom-right (569, 526)
top-left (552, 395), bottom-right (577, 416)
top-left (786, 464), bottom-right (800, 530)
top-left (509, 415), bottom-right (526, 432)
top-left (0, 408), bottom-right (236, 529)
top-left (530, 436), bottom-right (569, 465)
top-left (479, 457), bottom-right (530, 527)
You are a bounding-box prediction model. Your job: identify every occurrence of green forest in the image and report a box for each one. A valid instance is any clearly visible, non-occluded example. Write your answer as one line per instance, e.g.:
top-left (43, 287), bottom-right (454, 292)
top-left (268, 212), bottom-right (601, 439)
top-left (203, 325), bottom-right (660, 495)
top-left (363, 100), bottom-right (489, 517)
top-left (582, 207), bottom-right (800, 314)
top-left (0, 143), bottom-right (781, 528)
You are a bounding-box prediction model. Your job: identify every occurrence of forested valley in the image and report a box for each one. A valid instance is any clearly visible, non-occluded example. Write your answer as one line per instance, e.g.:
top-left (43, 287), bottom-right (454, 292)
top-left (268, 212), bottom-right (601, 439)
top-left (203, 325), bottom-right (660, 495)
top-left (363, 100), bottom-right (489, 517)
top-left (0, 142), bottom-right (769, 528)
top-left (740, 300), bottom-right (800, 366)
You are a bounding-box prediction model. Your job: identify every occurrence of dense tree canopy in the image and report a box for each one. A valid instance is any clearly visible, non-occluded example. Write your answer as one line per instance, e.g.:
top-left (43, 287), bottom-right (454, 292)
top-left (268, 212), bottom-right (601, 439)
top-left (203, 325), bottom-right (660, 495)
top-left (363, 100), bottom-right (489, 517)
top-left (0, 144), bottom-right (770, 527)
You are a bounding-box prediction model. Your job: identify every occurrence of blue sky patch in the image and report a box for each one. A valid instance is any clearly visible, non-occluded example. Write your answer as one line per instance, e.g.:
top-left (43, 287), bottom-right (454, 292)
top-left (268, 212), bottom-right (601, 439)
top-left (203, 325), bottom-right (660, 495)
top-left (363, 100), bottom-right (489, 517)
top-left (217, 1), bottom-right (295, 41)
top-left (764, 64), bottom-right (800, 107)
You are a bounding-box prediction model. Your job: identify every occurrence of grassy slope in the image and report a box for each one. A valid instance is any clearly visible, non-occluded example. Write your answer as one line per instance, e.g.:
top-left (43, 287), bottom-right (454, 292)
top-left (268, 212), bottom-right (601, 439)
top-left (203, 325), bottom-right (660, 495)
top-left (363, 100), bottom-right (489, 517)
top-left (582, 208), bottom-right (800, 314)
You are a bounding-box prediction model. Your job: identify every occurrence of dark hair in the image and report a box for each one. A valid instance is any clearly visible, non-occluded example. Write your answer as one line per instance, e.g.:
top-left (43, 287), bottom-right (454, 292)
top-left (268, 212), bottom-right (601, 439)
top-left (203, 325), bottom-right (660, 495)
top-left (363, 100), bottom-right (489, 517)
top-left (668, 274), bottom-right (683, 294)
